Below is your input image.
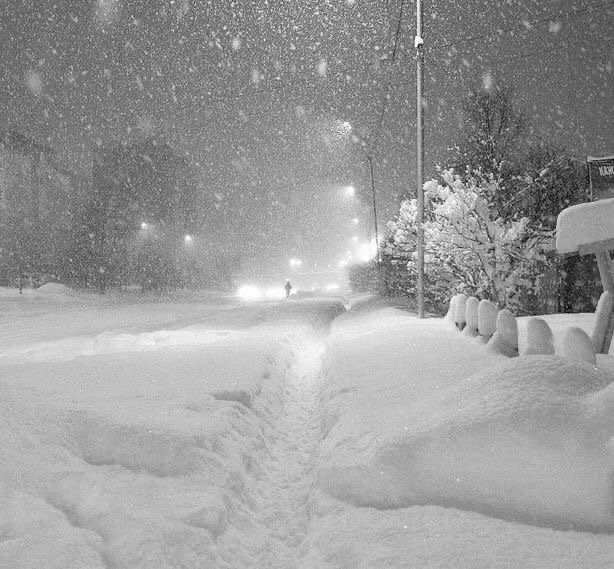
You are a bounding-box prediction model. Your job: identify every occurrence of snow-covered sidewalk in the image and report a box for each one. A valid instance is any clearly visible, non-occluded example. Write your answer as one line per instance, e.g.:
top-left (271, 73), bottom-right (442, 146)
top-left (303, 307), bottom-right (614, 568)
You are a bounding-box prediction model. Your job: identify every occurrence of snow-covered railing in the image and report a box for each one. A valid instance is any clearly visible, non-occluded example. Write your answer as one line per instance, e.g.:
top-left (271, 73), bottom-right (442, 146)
top-left (447, 294), bottom-right (599, 365)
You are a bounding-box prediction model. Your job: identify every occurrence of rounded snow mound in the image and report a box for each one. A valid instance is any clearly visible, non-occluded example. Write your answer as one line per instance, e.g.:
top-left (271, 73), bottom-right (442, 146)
top-left (319, 356), bottom-right (614, 532)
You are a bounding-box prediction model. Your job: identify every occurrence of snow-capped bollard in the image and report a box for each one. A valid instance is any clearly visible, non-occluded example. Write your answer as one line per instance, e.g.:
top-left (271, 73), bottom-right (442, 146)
top-left (591, 291), bottom-right (614, 354)
top-left (477, 299), bottom-right (498, 342)
top-left (487, 309), bottom-right (519, 357)
top-left (463, 296), bottom-right (479, 337)
top-left (563, 327), bottom-right (596, 365)
top-left (522, 317), bottom-right (554, 356)
top-left (445, 295), bottom-right (458, 325)
top-left (454, 294), bottom-right (467, 331)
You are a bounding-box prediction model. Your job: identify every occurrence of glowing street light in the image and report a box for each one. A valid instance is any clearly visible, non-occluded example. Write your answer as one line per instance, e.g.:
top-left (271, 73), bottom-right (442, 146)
top-left (344, 185), bottom-right (355, 198)
top-left (141, 222), bottom-right (149, 230)
top-left (289, 258), bottom-right (302, 268)
top-left (184, 234), bottom-right (193, 244)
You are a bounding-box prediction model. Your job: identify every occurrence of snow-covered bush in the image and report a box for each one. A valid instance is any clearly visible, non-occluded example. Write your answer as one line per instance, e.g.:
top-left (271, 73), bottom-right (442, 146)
top-left (487, 309), bottom-right (518, 357)
top-left (385, 168), bottom-right (553, 314)
top-left (591, 291), bottom-right (614, 354)
top-left (463, 296), bottom-right (479, 337)
top-left (563, 327), bottom-right (596, 365)
top-left (477, 299), bottom-right (498, 341)
top-left (454, 293), bottom-right (467, 330)
top-left (522, 317), bottom-right (554, 356)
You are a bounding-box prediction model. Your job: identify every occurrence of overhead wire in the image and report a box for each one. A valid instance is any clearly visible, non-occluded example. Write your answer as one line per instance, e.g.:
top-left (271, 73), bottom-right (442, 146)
top-left (433, 0), bottom-right (613, 52)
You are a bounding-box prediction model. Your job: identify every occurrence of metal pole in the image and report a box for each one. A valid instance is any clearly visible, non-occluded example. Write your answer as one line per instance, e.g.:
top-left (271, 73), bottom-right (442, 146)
top-left (415, 0), bottom-right (425, 318)
top-left (367, 154), bottom-right (381, 263)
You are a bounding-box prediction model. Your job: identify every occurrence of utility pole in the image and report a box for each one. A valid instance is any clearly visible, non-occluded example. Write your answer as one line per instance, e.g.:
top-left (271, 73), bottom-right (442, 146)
top-left (415, 0), bottom-right (425, 318)
top-left (367, 154), bottom-right (381, 263)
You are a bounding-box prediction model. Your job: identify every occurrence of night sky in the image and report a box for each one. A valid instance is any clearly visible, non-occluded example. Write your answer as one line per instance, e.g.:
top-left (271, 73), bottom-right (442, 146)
top-left (1, 0), bottom-right (612, 284)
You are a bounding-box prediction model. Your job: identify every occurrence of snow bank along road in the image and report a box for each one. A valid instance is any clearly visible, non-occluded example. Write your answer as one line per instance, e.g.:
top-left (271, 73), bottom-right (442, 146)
top-left (1, 288), bottom-right (614, 568)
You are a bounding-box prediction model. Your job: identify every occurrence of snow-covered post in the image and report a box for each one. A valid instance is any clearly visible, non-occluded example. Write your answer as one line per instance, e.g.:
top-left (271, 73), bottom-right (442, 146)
top-left (477, 299), bottom-right (498, 342)
top-left (463, 296), bottom-right (479, 337)
top-left (592, 291), bottom-right (614, 354)
top-left (562, 327), bottom-right (596, 365)
top-left (522, 317), bottom-right (554, 356)
top-left (454, 293), bottom-right (467, 331)
top-left (446, 295), bottom-right (458, 324)
top-left (487, 309), bottom-right (519, 357)
top-left (556, 198), bottom-right (614, 354)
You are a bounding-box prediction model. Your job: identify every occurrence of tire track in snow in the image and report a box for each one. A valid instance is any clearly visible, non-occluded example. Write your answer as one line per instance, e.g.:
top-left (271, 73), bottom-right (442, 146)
top-left (246, 334), bottom-right (327, 568)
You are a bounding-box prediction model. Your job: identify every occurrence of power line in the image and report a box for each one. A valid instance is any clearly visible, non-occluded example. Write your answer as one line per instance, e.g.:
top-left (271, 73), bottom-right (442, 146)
top-left (371, 0), bottom-right (407, 153)
top-left (433, 0), bottom-right (613, 52)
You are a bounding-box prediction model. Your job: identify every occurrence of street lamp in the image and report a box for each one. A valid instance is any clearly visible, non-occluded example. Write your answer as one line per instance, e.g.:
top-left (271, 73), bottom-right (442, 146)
top-left (340, 121), bottom-right (381, 265)
top-left (343, 185), bottom-right (355, 198)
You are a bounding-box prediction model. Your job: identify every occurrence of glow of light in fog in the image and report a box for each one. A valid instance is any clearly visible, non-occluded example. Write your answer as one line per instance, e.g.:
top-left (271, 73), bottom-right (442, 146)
top-left (184, 234), bottom-right (193, 244)
top-left (358, 242), bottom-right (374, 263)
top-left (265, 287), bottom-right (285, 300)
top-left (352, 217), bottom-right (359, 225)
top-left (237, 284), bottom-right (262, 301)
top-left (344, 185), bottom-right (355, 198)
top-left (289, 258), bottom-right (303, 268)
top-left (141, 222), bottom-right (148, 230)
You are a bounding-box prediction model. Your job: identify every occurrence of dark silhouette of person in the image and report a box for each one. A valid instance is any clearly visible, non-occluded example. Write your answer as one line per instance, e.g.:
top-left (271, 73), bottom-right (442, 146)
top-left (284, 280), bottom-right (292, 298)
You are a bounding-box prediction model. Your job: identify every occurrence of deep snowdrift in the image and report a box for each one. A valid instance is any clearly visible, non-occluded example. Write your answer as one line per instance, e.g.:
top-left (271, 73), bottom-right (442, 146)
top-left (318, 309), bottom-right (614, 532)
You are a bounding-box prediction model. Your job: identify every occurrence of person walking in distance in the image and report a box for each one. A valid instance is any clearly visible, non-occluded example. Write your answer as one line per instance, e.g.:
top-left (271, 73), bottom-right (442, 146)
top-left (284, 279), bottom-right (292, 298)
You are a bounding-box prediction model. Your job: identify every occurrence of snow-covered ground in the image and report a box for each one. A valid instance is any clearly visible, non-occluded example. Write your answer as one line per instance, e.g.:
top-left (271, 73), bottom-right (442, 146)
top-left (1, 286), bottom-right (613, 568)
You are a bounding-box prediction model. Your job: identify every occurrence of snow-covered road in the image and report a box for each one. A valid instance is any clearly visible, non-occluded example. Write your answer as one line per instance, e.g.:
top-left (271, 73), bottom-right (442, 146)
top-left (1, 286), bottom-right (614, 568)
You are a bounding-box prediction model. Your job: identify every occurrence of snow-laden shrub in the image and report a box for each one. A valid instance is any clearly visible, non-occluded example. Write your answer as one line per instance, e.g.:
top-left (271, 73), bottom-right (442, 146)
top-left (522, 317), bottom-right (554, 356)
top-left (384, 168), bottom-right (553, 314)
top-left (477, 299), bottom-right (498, 341)
top-left (563, 327), bottom-right (596, 365)
top-left (454, 293), bottom-right (467, 330)
top-left (463, 296), bottom-right (479, 337)
top-left (591, 291), bottom-right (614, 354)
top-left (487, 309), bottom-right (518, 357)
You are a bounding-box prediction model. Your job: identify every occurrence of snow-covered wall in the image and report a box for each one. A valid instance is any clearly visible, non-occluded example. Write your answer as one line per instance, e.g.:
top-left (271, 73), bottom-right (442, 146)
top-left (556, 198), bottom-right (614, 255)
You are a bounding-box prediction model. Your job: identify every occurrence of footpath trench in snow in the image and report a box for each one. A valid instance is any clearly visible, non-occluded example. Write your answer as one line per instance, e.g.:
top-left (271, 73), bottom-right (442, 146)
top-left (243, 335), bottom-right (327, 568)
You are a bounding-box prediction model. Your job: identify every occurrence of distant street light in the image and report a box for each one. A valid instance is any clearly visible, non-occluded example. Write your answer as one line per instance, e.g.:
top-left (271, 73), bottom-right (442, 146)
top-left (289, 257), bottom-right (302, 268)
top-left (344, 185), bottom-right (355, 198)
top-left (184, 234), bottom-right (193, 244)
top-left (141, 222), bottom-right (149, 230)
top-left (340, 121), bottom-right (381, 265)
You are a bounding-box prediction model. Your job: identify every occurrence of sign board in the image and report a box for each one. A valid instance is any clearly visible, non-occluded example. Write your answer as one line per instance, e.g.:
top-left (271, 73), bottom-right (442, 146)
top-left (588, 155), bottom-right (614, 200)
